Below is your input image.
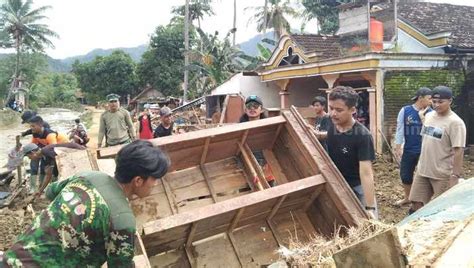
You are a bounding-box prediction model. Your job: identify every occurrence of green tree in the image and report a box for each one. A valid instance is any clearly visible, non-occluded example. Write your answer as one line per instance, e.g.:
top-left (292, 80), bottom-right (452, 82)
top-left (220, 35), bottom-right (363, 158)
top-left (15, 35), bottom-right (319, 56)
top-left (0, 52), bottom-right (47, 98)
top-left (137, 19), bottom-right (195, 97)
top-left (238, 38), bottom-right (275, 70)
top-left (171, 0), bottom-right (214, 29)
top-left (188, 29), bottom-right (245, 96)
top-left (300, 0), bottom-right (351, 35)
top-left (29, 72), bottom-right (78, 107)
top-left (72, 50), bottom-right (138, 102)
top-left (246, 0), bottom-right (299, 39)
top-left (0, 0), bottom-right (58, 78)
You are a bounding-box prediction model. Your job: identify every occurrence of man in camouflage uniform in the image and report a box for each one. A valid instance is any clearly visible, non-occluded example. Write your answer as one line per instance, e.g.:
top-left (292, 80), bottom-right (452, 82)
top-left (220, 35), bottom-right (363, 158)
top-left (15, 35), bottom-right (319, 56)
top-left (3, 140), bottom-right (169, 267)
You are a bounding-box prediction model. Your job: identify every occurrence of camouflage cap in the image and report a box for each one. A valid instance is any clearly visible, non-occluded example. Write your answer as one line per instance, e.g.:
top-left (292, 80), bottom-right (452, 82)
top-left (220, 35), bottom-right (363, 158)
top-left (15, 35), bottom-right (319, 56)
top-left (106, 93), bottom-right (120, 102)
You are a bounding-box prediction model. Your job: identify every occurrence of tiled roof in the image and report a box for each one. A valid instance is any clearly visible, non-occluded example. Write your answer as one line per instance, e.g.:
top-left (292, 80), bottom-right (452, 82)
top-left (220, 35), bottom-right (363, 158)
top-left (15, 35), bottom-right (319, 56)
top-left (397, 2), bottom-right (474, 49)
top-left (291, 35), bottom-right (342, 60)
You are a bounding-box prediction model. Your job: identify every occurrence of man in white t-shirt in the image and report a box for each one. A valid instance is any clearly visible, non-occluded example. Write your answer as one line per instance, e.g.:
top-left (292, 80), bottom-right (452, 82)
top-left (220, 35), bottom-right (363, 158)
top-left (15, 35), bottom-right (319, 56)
top-left (409, 86), bottom-right (466, 213)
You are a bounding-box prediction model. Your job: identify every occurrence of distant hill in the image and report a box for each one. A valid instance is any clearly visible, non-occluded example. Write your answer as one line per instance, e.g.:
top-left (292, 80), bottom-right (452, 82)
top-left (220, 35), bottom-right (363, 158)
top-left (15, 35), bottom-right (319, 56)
top-left (237, 32), bottom-right (276, 57)
top-left (60, 44), bottom-right (148, 67)
top-left (1, 32), bottom-right (280, 73)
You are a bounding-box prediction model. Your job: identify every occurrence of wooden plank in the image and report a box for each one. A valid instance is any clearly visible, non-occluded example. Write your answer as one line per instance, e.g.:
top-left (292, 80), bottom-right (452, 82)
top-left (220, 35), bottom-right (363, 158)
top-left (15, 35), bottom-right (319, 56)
top-left (226, 232), bottom-right (244, 267)
top-left (237, 142), bottom-right (264, 191)
top-left (270, 124), bottom-right (284, 148)
top-left (143, 175), bottom-right (325, 235)
top-left (303, 185), bottom-right (324, 211)
top-left (184, 246), bottom-right (197, 268)
top-left (148, 249), bottom-right (190, 267)
top-left (243, 143), bottom-right (270, 189)
top-left (162, 176), bottom-right (178, 215)
top-left (262, 149), bottom-right (288, 184)
top-left (87, 149), bottom-right (100, 171)
top-left (295, 210), bottom-right (318, 240)
top-left (186, 222), bottom-right (198, 248)
top-left (200, 137), bottom-right (211, 164)
top-left (193, 234), bottom-right (241, 267)
top-left (333, 228), bottom-right (405, 268)
top-left (232, 222), bottom-right (280, 266)
top-left (98, 116), bottom-right (287, 158)
top-left (267, 219), bottom-right (284, 247)
top-left (219, 95), bottom-right (230, 124)
top-left (235, 129), bottom-right (249, 155)
top-left (135, 231), bottom-right (152, 268)
top-left (54, 149), bottom-right (93, 180)
top-left (200, 164), bottom-right (218, 203)
top-left (268, 195), bottom-right (287, 220)
top-left (434, 218), bottom-right (474, 267)
top-left (15, 135), bottom-right (22, 184)
top-left (228, 208), bottom-right (245, 232)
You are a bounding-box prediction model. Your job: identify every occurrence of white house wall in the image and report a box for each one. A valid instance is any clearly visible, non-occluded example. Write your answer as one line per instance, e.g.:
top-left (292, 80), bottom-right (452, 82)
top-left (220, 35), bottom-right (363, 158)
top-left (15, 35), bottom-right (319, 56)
top-left (211, 73), bottom-right (281, 108)
top-left (397, 29), bottom-right (445, 54)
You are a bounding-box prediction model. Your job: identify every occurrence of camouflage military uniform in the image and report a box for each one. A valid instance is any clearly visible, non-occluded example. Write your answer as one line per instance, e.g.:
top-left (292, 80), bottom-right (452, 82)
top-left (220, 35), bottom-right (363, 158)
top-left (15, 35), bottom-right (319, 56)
top-left (3, 171), bottom-right (136, 267)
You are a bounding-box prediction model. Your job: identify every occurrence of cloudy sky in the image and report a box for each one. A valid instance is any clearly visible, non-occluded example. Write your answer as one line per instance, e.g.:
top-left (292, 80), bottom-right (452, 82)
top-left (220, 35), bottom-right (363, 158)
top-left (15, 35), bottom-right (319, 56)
top-left (3, 0), bottom-right (473, 59)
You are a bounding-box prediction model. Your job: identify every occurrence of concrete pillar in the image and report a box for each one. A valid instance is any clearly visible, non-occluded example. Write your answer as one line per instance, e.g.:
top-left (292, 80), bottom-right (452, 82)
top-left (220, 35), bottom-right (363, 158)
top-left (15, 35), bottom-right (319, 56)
top-left (275, 79), bottom-right (291, 109)
top-left (375, 70), bottom-right (385, 154)
top-left (322, 74), bottom-right (339, 89)
top-left (367, 88), bottom-right (377, 144)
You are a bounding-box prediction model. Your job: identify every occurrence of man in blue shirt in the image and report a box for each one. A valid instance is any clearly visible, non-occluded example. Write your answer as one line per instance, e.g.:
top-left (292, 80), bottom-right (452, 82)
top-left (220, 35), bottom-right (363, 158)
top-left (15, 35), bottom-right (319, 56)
top-left (394, 87), bottom-right (432, 206)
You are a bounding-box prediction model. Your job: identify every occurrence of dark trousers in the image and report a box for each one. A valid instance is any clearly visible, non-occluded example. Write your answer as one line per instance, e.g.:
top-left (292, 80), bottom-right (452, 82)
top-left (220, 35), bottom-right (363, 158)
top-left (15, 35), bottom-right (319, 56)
top-left (400, 151), bottom-right (420, 185)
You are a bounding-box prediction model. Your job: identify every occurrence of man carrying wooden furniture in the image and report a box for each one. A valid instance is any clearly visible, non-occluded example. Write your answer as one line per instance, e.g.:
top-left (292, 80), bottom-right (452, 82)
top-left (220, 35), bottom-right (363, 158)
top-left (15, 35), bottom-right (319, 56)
top-left (3, 140), bottom-right (170, 267)
top-left (325, 86), bottom-right (378, 219)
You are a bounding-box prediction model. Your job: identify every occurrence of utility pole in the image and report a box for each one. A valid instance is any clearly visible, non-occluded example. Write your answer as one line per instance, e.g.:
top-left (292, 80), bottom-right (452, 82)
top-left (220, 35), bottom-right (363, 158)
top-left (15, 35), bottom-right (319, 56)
top-left (233, 0), bottom-right (237, 46)
top-left (184, 0), bottom-right (190, 104)
top-left (394, 0), bottom-right (398, 44)
top-left (263, 0), bottom-right (268, 35)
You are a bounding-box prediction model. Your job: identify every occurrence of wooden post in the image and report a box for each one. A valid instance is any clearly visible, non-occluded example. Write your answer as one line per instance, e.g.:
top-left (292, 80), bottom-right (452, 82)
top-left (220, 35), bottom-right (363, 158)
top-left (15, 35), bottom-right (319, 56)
top-left (15, 135), bottom-right (22, 184)
top-left (237, 143), bottom-right (264, 191)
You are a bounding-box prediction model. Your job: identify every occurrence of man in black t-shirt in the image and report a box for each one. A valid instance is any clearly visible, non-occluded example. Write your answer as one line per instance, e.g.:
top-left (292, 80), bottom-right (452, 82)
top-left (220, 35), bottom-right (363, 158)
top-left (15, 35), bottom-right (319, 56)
top-left (326, 86), bottom-right (377, 219)
top-left (154, 106), bottom-right (174, 138)
top-left (311, 96), bottom-right (330, 150)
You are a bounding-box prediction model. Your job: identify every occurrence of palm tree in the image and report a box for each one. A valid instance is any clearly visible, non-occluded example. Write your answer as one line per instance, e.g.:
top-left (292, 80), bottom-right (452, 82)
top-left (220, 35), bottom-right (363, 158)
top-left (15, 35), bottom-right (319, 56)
top-left (189, 29), bottom-right (245, 95)
top-left (0, 0), bottom-right (58, 78)
top-left (247, 0), bottom-right (299, 39)
top-left (172, 0), bottom-right (214, 29)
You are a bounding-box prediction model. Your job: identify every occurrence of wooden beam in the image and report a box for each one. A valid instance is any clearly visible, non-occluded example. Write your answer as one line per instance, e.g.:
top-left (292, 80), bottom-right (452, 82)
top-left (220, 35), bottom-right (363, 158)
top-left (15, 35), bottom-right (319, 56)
top-left (184, 246), bottom-right (197, 268)
top-left (200, 137), bottom-right (211, 165)
top-left (267, 219), bottom-right (284, 247)
top-left (295, 210), bottom-right (317, 240)
top-left (262, 149), bottom-right (288, 184)
top-left (268, 195), bottom-right (287, 220)
top-left (186, 222), bottom-right (198, 248)
top-left (226, 232), bottom-right (245, 267)
top-left (162, 176), bottom-right (178, 215)
top-left (15, 135), bottom-right (22, 184)
top-left (200, 164), bottom-right (218, 203)
top-left (243, 143), bottom-right (270, 189)
top-left (135, 231), bottom-right (152, 268)
top-left (87, 149), bottom-right (100, 171)
top-left (219, 95), bottom-right (230, 124)
top-left (143, 175), bottom-right (325, 235)
top-left (228, 208), bottom-right (245, 232)
top-left (303, 185), bottom-right (324, 211)
top-left (237, 142), bottom-right (264, 191)
top-left (270, 124), bottom-right (283, 148)
top-left (235, 129), bottom-right (249, 155)
top-left (98, 116), bottom-right (286, 158)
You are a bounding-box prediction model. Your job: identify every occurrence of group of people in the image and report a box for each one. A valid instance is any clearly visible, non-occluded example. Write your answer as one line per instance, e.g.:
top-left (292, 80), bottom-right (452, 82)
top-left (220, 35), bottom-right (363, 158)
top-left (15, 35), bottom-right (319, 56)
top-left (0, 85), bottom-right (467, 266)
top-left (310, 85), bottom-right (466, 216)
top-left (7, 100), bottom-right (24, 113)
top-left (98, 93), bottom-right (174, 148)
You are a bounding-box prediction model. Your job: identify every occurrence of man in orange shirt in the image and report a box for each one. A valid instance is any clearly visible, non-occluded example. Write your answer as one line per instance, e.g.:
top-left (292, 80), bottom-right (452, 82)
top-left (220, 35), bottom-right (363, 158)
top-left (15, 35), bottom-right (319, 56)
top-left (28, 116), bottom-right (68, 193)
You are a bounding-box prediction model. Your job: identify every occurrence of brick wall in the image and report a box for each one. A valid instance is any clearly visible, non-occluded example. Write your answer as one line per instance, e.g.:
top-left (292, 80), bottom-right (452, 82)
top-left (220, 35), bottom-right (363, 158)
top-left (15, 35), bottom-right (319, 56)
top-left (383, 69), bottom-right (464, 141)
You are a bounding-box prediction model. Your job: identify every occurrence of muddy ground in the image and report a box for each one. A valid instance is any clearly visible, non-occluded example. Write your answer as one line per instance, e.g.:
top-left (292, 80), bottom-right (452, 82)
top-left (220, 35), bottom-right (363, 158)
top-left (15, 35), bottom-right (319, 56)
top-left (375, 155), bottom-right (474, 224)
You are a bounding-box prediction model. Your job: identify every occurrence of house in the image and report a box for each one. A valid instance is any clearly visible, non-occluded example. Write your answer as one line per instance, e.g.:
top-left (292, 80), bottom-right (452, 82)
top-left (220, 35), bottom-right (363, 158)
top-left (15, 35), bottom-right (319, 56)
top-left (129, 85), bottom-right (180, 113)
top-left (237, 1), bottom-right (473, 152)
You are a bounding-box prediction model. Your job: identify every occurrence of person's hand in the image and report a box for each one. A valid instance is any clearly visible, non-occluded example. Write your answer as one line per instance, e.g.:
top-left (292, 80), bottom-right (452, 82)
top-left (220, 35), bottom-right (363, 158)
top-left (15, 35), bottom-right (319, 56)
top-left (394, 146), bottom-right (402, 162)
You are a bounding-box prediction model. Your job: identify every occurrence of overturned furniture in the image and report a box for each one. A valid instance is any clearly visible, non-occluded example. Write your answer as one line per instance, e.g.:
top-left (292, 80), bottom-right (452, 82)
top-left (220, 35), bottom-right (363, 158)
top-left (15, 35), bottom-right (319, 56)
top-left (64, 108), bottom-right (368, 267)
